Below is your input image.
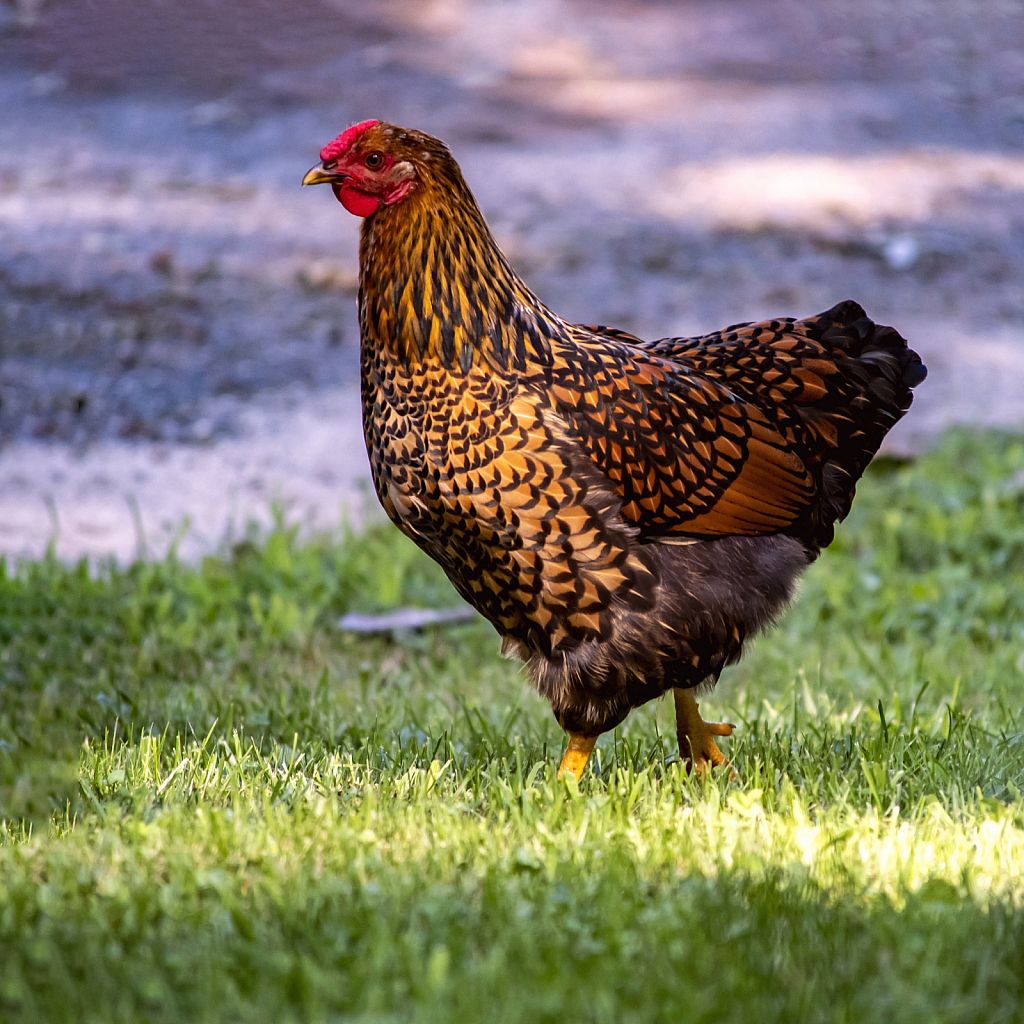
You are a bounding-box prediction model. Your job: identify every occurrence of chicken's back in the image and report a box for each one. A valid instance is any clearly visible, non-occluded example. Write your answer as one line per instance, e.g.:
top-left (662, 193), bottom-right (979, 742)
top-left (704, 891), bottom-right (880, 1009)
top-left (566, 299), bottom-right (926, 553)
top-left (643, 300), bottom-right (925, 547)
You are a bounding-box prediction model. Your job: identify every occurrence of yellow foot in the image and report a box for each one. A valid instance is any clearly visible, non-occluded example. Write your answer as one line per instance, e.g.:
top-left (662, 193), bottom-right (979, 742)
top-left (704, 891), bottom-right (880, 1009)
top-left (674, 688), bottom-right (736, 776)
top-left (558, 734), bottom-right (597, 781)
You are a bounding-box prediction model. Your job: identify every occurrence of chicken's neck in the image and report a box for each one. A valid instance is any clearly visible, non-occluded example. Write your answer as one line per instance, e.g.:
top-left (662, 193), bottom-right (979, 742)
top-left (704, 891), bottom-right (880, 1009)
top-left (358, 182), bottom-right (568, 375)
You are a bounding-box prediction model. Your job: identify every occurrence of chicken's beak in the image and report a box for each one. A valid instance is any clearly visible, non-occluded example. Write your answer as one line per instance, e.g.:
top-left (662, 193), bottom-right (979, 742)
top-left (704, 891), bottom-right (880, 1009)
top-left (302, 163), bottom-right (346, 187)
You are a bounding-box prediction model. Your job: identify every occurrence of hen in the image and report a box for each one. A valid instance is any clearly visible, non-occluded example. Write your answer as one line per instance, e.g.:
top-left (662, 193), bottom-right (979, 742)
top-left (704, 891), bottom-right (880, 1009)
top-left (303, 120), bottom-right (926, 779)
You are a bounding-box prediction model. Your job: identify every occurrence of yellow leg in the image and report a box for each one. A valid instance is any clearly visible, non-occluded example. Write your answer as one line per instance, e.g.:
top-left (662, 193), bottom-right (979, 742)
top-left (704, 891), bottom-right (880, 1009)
top-left (674, 688), bottom-right (735, 774)
top-left (558, 734), bottom-right (597, 781)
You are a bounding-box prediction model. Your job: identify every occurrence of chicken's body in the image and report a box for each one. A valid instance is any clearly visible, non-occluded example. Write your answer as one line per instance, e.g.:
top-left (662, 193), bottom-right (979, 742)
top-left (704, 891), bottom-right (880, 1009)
top-left (304, 121), bottom-right (926, 776)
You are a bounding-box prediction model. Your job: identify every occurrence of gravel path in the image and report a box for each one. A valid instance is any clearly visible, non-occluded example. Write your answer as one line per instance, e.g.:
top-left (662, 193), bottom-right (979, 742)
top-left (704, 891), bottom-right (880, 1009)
top-left (3, 0), bottom-right (1024, 561)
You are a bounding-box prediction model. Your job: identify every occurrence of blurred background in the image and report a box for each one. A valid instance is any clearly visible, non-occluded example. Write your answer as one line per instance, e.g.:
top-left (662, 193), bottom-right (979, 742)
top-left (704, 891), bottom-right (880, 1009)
top-left (1, 0), bottom-right (1023, 561)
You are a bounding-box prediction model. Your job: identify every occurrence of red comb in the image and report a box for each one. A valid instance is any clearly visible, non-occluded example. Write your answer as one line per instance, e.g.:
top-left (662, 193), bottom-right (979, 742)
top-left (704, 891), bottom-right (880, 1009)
top-left (320, 119), bottom-right (380, 163)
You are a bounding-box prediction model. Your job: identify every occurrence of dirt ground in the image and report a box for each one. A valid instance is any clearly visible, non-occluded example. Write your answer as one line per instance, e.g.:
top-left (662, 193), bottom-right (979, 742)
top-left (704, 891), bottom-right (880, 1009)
top-left (2, 0), bottom-right (1024, 562)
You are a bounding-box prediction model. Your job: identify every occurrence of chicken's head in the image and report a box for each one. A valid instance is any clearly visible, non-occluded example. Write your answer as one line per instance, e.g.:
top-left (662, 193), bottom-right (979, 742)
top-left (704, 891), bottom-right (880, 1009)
top-left (302, 119), bottom-right (419, 218)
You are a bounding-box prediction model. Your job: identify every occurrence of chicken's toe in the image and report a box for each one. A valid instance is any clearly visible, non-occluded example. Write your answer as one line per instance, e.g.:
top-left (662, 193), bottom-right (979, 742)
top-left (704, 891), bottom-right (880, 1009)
top-left (674, 688), bottom-right (736, 775)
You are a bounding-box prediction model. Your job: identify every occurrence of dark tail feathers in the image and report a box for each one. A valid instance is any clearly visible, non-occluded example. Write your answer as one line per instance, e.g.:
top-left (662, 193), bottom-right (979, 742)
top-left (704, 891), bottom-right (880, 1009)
top-left (818, 299), bottom-right (927, 391)
top-left (811, 300), bottom-right (926, 546)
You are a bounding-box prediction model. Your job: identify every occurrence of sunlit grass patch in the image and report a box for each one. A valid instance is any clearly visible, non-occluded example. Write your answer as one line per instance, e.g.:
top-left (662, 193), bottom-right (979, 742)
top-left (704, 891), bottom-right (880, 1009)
top-left (67, 727), bottom-right (1024, 906)
top-left (4, 729), bottom-right (1024, 1022)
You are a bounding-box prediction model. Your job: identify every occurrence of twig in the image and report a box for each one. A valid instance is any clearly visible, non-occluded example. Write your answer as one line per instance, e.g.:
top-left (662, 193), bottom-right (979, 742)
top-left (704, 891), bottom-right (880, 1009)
top-left (338, 606), bottom-right (477, 633)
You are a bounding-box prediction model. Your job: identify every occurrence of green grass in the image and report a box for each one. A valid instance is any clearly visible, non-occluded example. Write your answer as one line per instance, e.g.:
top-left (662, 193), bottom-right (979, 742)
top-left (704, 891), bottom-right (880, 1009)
top-left (3, 428), bottom-right (1024, 1022)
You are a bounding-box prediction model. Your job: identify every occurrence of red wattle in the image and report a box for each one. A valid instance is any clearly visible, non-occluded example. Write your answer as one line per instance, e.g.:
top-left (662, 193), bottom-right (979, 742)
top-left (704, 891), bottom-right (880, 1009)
top-left (337, 186), bottom-right (382, 218)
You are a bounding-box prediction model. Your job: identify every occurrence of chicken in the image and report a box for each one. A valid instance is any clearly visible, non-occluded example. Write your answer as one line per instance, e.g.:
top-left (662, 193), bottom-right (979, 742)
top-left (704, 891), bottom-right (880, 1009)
top-left (303, 120), bottom-right (927, 779)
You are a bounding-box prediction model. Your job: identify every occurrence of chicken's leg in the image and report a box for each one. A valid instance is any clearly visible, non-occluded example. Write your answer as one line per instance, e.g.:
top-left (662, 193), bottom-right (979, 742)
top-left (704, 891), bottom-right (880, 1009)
top-left (558, 734), bottom-right (596, 781)
top-left (674, 688), bottom-right (735, 773)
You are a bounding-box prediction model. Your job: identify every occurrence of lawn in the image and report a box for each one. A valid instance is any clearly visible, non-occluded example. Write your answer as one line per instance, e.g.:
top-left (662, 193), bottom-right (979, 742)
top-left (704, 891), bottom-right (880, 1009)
top-left (2, 429), bottom-right (1024, 1023)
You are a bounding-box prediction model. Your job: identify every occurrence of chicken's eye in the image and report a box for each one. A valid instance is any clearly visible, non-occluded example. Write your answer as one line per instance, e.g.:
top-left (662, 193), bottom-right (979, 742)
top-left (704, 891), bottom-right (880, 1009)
top-left (364, 152), bottom-right (384, 170)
